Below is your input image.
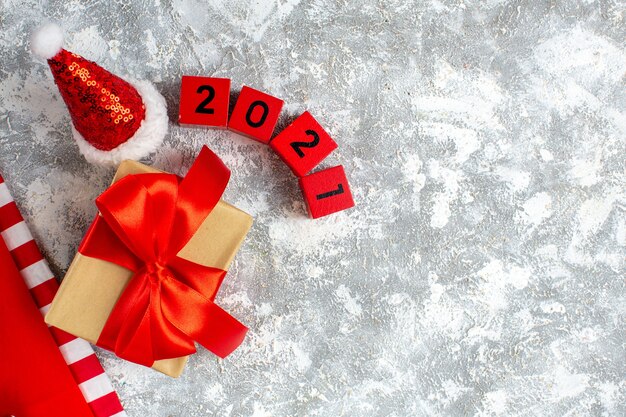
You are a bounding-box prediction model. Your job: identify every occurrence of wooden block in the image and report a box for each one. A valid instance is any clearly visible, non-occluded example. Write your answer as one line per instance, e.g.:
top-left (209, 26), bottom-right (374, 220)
top-left (299, 166), bottom-right (355, 219)
top-left (270, 111), bottom-right (338, 177)
top-left (178, 76), bottom-right (231, 128)
top-left (228, 86), bottom-right (284, 144)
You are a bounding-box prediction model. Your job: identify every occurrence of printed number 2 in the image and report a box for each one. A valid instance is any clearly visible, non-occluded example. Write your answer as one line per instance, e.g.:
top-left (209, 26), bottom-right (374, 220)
top-left (290, 130), bottom-right (320, 158)
top-left (195, 85), bottom-right (215, 114)
top-left (316, 184), bottom-right (344, 200)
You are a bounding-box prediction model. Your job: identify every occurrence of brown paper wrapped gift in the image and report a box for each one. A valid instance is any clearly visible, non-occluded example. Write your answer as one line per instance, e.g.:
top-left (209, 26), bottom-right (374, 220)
top-left (45, 159), bottom-right (253, 377)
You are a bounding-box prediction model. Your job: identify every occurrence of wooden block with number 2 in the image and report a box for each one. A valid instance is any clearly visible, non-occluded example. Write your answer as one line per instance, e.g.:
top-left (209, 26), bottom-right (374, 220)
top-left (299, 165), bottom-right (355, 219)
top-left (178, 76), bottom-right (231, 128)
top-left (270, 111), bottom-right (338, 177)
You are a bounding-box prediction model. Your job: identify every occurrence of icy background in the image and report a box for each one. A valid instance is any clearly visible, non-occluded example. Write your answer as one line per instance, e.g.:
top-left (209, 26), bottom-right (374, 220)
top-left (1, 1), bottom-right (625, 416)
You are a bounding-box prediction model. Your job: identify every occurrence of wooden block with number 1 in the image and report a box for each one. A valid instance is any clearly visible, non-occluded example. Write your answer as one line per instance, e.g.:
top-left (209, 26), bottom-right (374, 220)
top-left (270, 111), bottom-right (338, 177)
top-left (229, 86), bottom-right (284, 144)
top-left (178, 76), bottom-right (231, 128)
top-left (299, 165), bottom-right (355, 219)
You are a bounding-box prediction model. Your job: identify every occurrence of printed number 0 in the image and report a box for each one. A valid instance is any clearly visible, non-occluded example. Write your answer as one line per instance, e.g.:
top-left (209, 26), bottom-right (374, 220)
top-left (246, 101), bottom-right (269, 128)
top-left (290, 130), bottom-right (320, 158)
top-left (195, 85), bottom-right (215, 114)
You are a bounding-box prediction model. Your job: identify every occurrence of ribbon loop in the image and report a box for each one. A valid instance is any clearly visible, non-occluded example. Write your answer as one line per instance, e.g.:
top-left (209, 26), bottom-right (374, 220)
top-left (79, 146), bottom-right (247, 367)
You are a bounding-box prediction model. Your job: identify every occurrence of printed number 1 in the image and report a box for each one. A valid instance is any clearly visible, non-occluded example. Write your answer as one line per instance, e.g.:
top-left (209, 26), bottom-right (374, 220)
top-left (316, 184), bottom-right (344, 200)
top-left (195, 85), bottom-right (215, 114)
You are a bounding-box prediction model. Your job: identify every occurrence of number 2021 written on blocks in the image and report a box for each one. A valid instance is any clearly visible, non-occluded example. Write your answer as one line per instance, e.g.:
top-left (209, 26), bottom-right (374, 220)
top-left (299, 165), bottom-right (355, 219)
top-left (178, 76), bottom-right (354, 218)
top-left (178, 76), bottom-right (231, 128)
top-left (270, 111), bottom-right (338, 177)
top-left (229, 86), bottom-right (284, 144)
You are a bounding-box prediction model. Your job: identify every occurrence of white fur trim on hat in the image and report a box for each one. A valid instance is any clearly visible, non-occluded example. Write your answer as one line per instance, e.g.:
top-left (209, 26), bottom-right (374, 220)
top-left (73, 79), bottom-right (168, 166)
top-left (31, 23), bottom-right (64, 60)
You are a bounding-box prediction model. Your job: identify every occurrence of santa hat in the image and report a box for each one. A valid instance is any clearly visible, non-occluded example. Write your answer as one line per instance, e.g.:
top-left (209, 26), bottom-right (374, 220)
top-left (31, 23), bottom-right (168, 165)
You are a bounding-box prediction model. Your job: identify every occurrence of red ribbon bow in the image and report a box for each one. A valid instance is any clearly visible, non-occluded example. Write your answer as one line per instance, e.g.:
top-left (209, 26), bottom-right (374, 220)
top-left (78, 146), bottom-right (247, 367)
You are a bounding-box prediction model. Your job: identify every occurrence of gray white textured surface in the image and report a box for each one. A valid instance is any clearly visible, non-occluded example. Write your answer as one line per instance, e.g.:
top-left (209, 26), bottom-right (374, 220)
top-left (1, 1), bottom-right (625, 416)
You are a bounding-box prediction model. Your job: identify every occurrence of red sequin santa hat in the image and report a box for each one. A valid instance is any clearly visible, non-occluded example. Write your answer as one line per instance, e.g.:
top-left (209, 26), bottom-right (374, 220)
top-left (31, 24), bottom-right (168, 165)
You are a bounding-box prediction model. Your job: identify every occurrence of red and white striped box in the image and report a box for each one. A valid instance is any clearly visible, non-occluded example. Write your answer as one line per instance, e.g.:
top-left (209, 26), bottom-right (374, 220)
top-left (0, 174), bottom-right (126, 417)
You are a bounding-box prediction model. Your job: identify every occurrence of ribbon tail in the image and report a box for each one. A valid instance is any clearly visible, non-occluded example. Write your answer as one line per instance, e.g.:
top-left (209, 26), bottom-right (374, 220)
top-left (161, 279), bottom-right (248, 359)
top-left (151, 285), bottom-right (197, 361)
top-left (116, 305), bottom-right (154, 367)
top-left (98, 271), bottom-right (156, 367)
top-left (192, 302), bottom-right (248, 359)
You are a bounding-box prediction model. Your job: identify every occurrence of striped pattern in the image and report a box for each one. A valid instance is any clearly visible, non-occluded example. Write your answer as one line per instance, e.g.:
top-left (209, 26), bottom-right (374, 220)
top-left (0, 174), bottom-right (126, 417)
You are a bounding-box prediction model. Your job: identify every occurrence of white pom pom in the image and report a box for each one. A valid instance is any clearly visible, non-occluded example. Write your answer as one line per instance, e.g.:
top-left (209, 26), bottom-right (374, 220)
top-left (31, 23), bottom-right (64, 60)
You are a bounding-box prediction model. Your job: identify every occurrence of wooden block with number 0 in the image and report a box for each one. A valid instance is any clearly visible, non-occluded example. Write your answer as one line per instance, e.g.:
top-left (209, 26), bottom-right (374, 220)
top-left (299, 165), bottom-right (355, 218)
top-left (228, 86), bottom-right (284, 144)
top-left (270, 112), bottom-right (338, 177)
top-left (178, 76), bottom-right (231, 128)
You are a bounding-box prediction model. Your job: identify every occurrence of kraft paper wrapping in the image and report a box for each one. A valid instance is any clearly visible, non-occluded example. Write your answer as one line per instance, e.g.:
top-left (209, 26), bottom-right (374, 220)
top-left (46, 160), bottom-right (253, 377)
